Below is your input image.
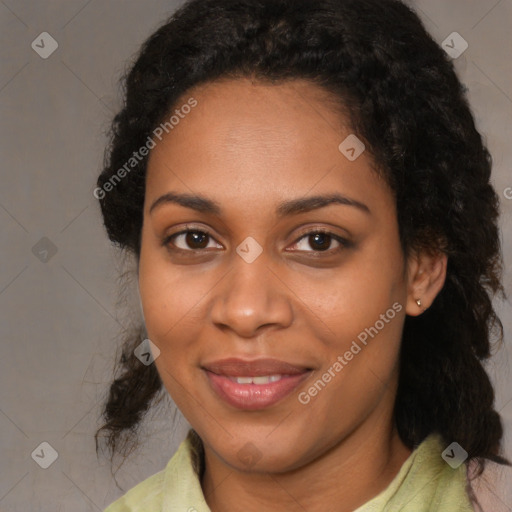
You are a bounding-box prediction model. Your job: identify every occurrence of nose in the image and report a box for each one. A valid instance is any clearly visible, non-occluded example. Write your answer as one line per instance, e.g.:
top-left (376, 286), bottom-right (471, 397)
top-left (209, 255), bottom-right (294, 338)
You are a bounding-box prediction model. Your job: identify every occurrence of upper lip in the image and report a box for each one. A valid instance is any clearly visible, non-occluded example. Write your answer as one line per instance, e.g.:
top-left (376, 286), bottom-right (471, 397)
top-left (202, 358), bottom-right (312, 377)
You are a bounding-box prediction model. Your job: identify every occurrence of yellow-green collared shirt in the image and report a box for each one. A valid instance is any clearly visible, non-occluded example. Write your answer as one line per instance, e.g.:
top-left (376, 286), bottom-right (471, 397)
top-left (104, 430), bottom-right (475, 511)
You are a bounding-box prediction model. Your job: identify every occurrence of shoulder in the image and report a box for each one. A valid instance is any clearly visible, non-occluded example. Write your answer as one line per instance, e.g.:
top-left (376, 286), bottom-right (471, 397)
top-left (355, 433), bottom-right (475, 511)
top-left (403, 433), bottom-right (475, 511)
top-left (103, 466), bottom-right (166, 512)
top-left (103, 434), bottom-right (202, 512)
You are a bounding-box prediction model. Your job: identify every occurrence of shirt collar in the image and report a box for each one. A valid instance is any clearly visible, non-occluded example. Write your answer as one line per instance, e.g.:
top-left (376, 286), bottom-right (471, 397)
top-left (161, 430), bottom-right (473, 512)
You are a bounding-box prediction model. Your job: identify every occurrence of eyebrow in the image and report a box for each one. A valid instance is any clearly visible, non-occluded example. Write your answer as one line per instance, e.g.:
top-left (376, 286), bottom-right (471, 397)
top-left (149, 191), bottom-right (371, 217)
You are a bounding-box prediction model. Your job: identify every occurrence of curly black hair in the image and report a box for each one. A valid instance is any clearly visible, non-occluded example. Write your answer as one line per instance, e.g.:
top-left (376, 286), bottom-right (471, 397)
top-left (94, 0), bottom-right (510, 497)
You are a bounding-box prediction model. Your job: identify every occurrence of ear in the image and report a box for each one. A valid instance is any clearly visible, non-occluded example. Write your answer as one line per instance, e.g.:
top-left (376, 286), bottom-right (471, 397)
top-left (405, 249), bottom-right (448, 316)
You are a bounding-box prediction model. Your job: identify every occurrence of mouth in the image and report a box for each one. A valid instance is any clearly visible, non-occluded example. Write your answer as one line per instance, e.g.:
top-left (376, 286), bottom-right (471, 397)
top-left (202, 357), bottom-right (313, 410)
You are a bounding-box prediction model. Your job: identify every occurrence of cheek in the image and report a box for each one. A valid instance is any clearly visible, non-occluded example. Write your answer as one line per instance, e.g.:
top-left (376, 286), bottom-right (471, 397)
top-left (138, 239), bottom-right (210, 341)
top-left (138, 247), bottom-right (204, 403)
top-left (303, 243), bottom-right (405, 345)
top-left (300, 237), bottom-right (406, 409)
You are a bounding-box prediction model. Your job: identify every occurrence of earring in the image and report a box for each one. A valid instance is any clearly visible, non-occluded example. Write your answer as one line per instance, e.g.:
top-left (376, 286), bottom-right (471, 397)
top-left (415, 298), bottom-right (422, 307)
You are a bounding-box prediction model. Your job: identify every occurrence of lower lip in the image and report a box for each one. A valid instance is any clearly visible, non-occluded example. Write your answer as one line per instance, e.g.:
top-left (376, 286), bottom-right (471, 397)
top-left (204, 370), bottom-right (311, 410)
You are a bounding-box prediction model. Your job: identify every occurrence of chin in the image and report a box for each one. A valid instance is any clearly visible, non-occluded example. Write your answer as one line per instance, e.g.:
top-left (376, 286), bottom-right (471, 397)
top-left (216, 437), bottom-right (308, 474)
top-left (229, 451), bottom-right (300, 474)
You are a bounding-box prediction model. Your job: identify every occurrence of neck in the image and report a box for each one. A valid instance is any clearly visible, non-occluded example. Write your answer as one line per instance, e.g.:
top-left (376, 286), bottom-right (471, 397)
top-left (201, 412), bottom-right (412, 512)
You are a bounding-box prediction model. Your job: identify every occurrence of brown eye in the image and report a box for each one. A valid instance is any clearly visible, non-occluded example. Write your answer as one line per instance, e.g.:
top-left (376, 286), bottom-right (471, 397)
top-left (164, 230), bottom-right (222, 251)
top-left (184, 231), bottom-right (209, 249)
top-left (308, 233), bottom-right (332, 251)
top-left (290, 230), bottom-right (349, 254)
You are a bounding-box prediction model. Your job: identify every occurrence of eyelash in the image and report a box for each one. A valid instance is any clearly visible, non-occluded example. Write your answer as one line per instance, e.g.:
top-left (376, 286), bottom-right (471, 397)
top-left (162, 227), bottom-right (351, 256)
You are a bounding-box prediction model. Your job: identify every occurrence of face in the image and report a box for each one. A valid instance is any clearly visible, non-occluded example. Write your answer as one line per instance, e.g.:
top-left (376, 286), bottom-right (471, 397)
top-left (138, 78), bottom-right (410, 473)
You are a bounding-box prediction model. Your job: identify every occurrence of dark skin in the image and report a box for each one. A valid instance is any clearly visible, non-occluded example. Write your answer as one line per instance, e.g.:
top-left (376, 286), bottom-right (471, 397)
top-left (138, 78), bottom-right (447, 511)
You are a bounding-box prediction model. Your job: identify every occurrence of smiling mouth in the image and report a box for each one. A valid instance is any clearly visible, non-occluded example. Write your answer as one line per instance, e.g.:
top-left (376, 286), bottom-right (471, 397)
top-left (225, 374), bottom-right (285, 384)
top-left (203, 367), bottom-right (312, 410)
top-left (201, 357), bottom-right (313, 410)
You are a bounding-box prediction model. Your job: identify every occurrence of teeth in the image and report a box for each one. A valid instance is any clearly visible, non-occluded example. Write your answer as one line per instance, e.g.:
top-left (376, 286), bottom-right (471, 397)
top-left (235, 377), bottom-right (253, 384)
top-left (252, 376), bottom-right (273, 384)
top-left (231, 375), bottom-right (283, 384)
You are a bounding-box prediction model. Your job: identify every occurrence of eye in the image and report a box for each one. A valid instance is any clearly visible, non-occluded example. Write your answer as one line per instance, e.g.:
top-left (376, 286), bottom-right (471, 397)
top-left (164, 229), bottom-right (222, 252)
top-left (163, 227), bottom-right (350, 255)
top-left (289, 230), bottom-right (349, 254)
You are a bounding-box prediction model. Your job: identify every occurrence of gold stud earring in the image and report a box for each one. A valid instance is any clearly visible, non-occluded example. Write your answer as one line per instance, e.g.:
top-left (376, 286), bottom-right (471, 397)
top-left (415, 298), bottom-right (422, 307)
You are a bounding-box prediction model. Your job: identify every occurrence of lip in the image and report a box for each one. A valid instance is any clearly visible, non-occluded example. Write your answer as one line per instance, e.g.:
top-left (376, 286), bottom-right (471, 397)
top-left (202, 357), bottom-right (312, 377)
top-left (202, 358), bottom-right (312, 410)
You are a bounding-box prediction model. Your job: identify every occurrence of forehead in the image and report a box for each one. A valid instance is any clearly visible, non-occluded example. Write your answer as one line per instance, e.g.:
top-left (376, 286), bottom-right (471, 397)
top-left (145, 78), bottom-right (390, 215)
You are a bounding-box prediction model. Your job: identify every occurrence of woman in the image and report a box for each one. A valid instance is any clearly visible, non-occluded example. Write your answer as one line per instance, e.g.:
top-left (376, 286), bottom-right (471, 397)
top-left (95, 0), bottom-right (510, 510)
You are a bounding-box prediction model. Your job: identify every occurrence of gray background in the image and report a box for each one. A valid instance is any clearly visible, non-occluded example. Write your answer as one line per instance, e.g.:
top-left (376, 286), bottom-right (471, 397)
top-left (0, 1), bottom-right (511, 511)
